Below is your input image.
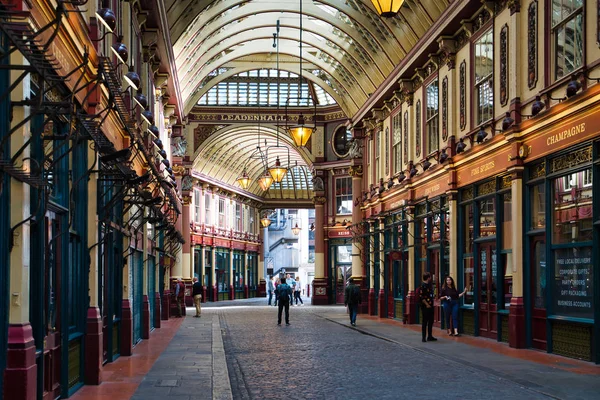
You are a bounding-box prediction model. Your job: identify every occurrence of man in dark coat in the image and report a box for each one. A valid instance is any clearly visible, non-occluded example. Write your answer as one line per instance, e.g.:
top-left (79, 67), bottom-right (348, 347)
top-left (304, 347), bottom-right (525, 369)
top-left (344, 277), bottom-right (362, 326)
top-left (277, 277), bottom-right (292, 326)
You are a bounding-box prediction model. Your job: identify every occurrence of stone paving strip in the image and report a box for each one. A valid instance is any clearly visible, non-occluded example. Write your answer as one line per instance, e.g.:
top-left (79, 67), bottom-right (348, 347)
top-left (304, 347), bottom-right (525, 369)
top-left (130, 314), bottom-right (232, 400)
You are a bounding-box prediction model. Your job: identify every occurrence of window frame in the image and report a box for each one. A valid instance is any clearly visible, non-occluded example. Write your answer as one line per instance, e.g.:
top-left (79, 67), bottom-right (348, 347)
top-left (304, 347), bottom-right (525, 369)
top-left (551, 0), bottom-right (584, 81)
top-left (472, 27), bottom-right (494, 127)
top-left (335, 176), bottom-right (353, 216)
top-left (425, 77), bottom-right (440, 155)
top-left (392, 109), bottom-right (402, 174)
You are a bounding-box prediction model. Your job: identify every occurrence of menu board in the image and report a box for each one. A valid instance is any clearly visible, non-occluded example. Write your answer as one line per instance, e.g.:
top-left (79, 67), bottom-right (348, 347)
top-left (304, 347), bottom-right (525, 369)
top-left (553, 247), bottom-right (593, 319)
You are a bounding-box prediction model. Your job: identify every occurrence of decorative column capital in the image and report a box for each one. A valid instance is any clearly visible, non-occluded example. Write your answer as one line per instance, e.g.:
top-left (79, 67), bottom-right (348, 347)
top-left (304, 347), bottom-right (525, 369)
top-left (507, 0), bottom-right (521, 14)
top-left (313, 196), bottom-right (327, 205)
top-left (348, 165), bottom-right (363, 177)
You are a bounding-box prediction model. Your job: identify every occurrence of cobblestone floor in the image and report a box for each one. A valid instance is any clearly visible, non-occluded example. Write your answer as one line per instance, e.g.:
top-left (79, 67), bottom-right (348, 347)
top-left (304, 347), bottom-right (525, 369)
top-left (214, 300), bottom-right (553, 400)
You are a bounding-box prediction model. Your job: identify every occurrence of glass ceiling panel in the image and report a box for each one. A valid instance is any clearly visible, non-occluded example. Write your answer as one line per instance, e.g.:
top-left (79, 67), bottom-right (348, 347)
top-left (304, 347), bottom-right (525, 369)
top-left (198, 69), bottom-right (337, 106)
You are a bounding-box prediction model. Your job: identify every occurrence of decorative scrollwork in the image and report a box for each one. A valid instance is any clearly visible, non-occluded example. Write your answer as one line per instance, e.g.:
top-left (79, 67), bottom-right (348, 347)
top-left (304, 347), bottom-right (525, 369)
top-left (460, 60), bottom-right (466, 130)
top-left (348, 165), bottom-right (363, 177)
top-left (550, 146), bottom-right (592, 173)
top-left (442, 76), bottom-right (448, 141)
top-left (500, 24), bottom-right (509, 106)
top-left (478, 180), bottom-right (496, 196)
top-left (528, 1), bottom-right (538, 89)
top-left (530, 161), bottom-right (546, 179)
top-left (313, 196), bottom-right (327, 205)
top-left (403, 110), bottom-right (409, 164)
top-left (415, 100), bottom-right (421, 158)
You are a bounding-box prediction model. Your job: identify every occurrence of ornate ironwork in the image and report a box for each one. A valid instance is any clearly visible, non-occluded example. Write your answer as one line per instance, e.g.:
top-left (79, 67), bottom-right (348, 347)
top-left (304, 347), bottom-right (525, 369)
top-left (460, 60), bottom-right (466, 130)
top-left (478, 180), bottom-right (496, 196)
top-left (550, 146), bottom-right (592, 173)
top-left (500, 24), bottom-right (508, 106)
top-left (442, 76), bottom-right (448, 141)
top-left (528, 1), bottom-right (538, 89)
top-left (461, 187), bottom-right (474, 202)
top-left (501, 175), bottom-right (512, 190)
top-left (416, 203), bottom-right (427, 216)
top-left (415, 100), bottom-right (421, 157)
top-left (403, 110), bottom-right (408, 165)
top-left (531, 161), bottom-right (546, 179)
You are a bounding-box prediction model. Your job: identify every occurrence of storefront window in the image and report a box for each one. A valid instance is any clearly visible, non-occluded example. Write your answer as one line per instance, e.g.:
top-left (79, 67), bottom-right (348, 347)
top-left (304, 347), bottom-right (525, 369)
top-left (463, 203), bottom-right (474, 254)
top-left (533, 240), bottom-right (546, 309)
top-left (530, 183), bottom-right (546, 229)
top-left (479, 198), bottom-right (496, 237)
top-left (463, 256), bottom-right (474, 306)
top-left (502, 192), bottom-right (512, 308)
top-left (551, 169), bottom-right (593, 244)
top-left (553, 247), bottom-right (593, 319)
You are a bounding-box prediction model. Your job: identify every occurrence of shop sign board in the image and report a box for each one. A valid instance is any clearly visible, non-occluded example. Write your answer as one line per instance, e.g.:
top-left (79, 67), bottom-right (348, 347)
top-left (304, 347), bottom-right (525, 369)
top-left (456, 147), bottom-right (511, 187)
top-left (413, 176), bottom-right (449, 200)
top-left (328, 229), bottom-right (352, 238)
top-left (525, 112), bottom-right (598, 161)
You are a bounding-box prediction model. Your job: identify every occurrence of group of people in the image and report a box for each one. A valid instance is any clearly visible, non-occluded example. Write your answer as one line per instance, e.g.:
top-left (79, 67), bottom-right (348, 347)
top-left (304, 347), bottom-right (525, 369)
top-left (267, 274), bottom-right (304, 325)
top-left (267, 274), bottom-right (304, 307)
top-left (419, 272), bottom-right (467, 342)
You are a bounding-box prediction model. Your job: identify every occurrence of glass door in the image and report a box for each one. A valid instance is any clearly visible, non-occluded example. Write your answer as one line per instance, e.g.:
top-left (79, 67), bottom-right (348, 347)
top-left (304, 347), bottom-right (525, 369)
top-left (430, 249), bottom-right (442, 327)
top-left (479, 243), bottom-right (498, 338)
top-left (531, 236), bottom-right (547, 350)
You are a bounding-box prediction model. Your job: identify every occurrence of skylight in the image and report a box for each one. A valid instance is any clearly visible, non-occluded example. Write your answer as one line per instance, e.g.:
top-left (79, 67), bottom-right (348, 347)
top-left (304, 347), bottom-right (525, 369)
top-left (197, 69), bottom-right (337, 106)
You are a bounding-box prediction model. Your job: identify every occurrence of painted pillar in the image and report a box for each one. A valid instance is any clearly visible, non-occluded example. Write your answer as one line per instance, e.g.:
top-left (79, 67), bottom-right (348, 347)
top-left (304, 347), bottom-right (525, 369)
top-left (258, 224), bottom-right (267, 297)
top-left (368, 222), bottom-right (376, 315)
top-left (448, 192), bottom-right (459, 279)
top-left (229, 248), bottom-right (234, 300)
top-left (201, 245), bottom-right (207, 302)
top-left (378, 218), bottom-right (386, 318)
top-left (509, 167), bottom-right (526, 348)
top-left (312, 196), bottom-right (328, 305)
top-left (244, 251), bottom-right (249, 298)
top-left (121, 235), bottom-right (132, 356)
top-left (181, 200), bottom-right (191, 279)
top-left (141, 215), bottom-right (150, 340)
top-left (5, 78), bottom-right (36, 400)
top-left (406, 206), bottom-right (417, 323)
top-left (349, 165), bottom-right (365, 294)
top-left (211, 248), bottom-right (217, 302)
top-left (85, 144), bottom-right (102, 384)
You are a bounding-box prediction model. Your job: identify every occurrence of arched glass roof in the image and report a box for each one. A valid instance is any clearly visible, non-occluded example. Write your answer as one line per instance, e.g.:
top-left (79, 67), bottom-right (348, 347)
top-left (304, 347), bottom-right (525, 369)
top-left (166, 0), bottom-right (451, 116)
top-left (197, 69), bottom-right (336, 106)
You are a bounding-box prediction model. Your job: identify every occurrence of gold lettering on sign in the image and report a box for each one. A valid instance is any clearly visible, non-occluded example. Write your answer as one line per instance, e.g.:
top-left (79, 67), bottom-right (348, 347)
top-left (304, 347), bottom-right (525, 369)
top-left (471, 160), bottom-right (495, 177)
top-left (424, 183), bottom-right (441, 197)
top-left (546, 123), bottom-right (585, 146)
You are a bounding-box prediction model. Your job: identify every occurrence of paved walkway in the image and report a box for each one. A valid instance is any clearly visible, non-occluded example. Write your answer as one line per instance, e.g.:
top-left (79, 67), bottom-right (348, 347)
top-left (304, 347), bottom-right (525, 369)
top-left (70, 298), bottom-right (600, 400)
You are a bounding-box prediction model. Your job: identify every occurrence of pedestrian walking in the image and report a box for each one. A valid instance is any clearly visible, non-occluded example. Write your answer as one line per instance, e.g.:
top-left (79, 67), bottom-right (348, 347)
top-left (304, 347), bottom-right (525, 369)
top-left (277, 277), bottom-right (292, 326)
top-left (344, 277), bottom-right (361, 326)
top-left (175, 278), bottom-right (185, 318)
top-left (192, 277), bottom-right (202, 317)
top-left (267, 275), bottom-right (275, 306)
top-left (274, 277), bottom-right (280, 306)
top-left (286, 274), bottom-right (295, 304)
top-left (419, 272), bottom-right (437, 342)
top-left (294, 276), bottom-right (303, 305)
top-left (440, 275), bottom-right (467, 336)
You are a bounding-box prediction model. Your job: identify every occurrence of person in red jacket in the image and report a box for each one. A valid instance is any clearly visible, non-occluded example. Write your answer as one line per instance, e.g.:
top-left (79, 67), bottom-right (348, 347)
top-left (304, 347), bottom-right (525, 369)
top-left (175, 278), bottom-right (185, 317)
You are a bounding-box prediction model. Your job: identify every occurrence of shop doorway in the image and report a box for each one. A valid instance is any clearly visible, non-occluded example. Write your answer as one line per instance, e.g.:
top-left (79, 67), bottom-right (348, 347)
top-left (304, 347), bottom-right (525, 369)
top-left (478, 243), bottom-right (498, 339)
top-left (530, 236), bottom-right (547, 350)
top-left (335, 264), bottom-right (351, 304)
top-left (429, 249), bottom-right (442, 327)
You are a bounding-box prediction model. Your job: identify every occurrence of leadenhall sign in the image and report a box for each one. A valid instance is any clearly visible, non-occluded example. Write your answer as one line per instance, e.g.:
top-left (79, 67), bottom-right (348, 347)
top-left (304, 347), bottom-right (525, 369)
top-left (188, 113), bottom-right (311, 123)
